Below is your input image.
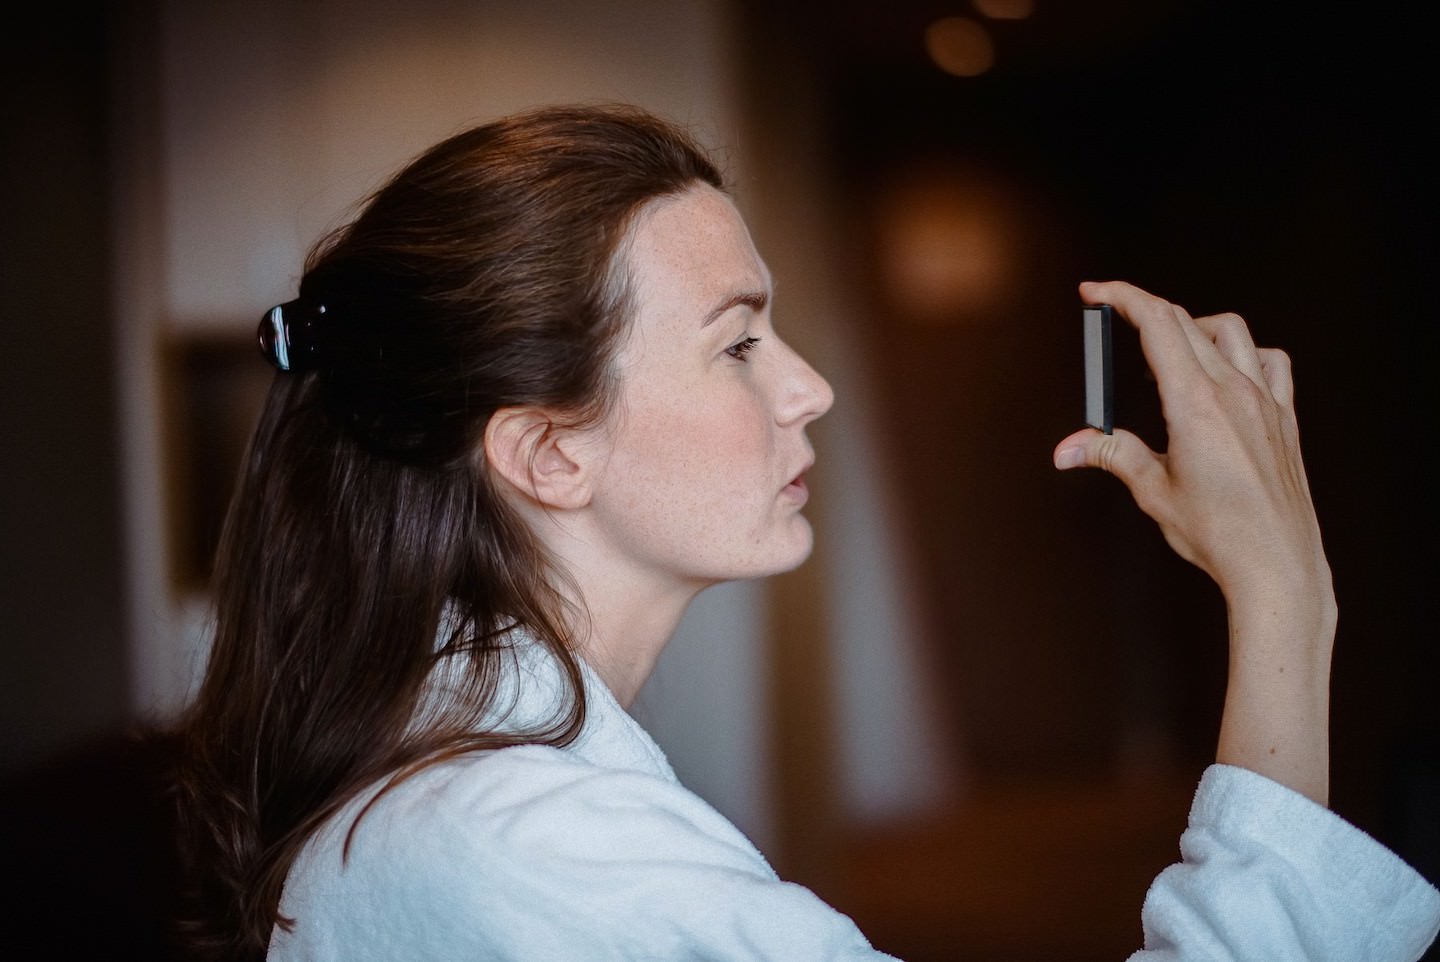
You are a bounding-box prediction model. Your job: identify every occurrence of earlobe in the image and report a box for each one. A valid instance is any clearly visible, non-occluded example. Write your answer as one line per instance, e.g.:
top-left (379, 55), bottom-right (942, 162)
top-left (483, 407), bottom-right (593, 510)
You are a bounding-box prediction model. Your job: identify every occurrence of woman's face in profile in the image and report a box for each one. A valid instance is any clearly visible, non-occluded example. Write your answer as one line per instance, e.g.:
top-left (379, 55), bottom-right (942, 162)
top-left (580, 184), bottom-right (834, 591)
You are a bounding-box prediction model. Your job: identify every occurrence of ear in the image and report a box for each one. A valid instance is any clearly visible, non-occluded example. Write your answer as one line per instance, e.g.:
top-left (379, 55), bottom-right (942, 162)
top-left (483, 406), bottom-right (595, 511)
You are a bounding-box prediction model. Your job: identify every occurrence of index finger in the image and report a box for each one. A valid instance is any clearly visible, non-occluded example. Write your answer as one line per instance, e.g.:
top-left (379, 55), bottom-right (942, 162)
top-left (1080, 279), bottom-right (1209, 395)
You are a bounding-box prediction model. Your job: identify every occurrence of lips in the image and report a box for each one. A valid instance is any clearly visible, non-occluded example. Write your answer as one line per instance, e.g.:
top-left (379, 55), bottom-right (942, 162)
top-left (782, 457), bottom-right (814, 502)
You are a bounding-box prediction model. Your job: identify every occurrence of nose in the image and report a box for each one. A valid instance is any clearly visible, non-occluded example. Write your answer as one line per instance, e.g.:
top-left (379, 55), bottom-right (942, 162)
top-left (776, 339), bottom-right (834, 426)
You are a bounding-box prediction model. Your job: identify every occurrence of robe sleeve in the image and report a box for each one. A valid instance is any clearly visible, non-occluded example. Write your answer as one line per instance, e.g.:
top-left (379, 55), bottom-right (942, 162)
top-left (1129, 764), bottom-right (1440, 962)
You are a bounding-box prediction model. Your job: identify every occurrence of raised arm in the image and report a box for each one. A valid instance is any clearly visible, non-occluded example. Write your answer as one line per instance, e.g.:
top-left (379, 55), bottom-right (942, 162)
top-left (1052, 280), bottom-right (1335, 805)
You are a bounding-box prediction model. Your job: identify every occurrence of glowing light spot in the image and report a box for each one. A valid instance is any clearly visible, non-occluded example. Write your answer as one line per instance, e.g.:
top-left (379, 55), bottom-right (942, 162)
top-left (873, 165), bottom-right (1023, 324)
top-left (924, 17), bottom-right (995, 78)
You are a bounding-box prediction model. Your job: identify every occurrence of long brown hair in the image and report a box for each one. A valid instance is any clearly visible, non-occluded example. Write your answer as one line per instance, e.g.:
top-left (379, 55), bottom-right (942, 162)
top-left (175, 104), bottom-right (723, 959)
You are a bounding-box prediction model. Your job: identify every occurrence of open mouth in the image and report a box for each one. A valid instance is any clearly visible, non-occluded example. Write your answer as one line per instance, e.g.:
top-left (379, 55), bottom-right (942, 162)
top-left (783, 472), bottom-right (810, 502)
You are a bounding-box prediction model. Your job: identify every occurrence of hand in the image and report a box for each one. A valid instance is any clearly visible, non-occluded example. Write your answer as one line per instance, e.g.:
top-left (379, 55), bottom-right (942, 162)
top-left (1054, 280), bottom-right (1331, 612)
top-left (1054, 280), bottom-right (1336, 804)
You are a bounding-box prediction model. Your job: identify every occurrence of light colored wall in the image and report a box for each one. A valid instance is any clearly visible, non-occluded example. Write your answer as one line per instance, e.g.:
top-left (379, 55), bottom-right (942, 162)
top-left (158, 0), bottom-right (739, 330)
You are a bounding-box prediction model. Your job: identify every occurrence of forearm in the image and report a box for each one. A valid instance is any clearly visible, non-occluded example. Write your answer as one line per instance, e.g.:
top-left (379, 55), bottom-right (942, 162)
top-left (1215, 582), bottom-right (1336, 806)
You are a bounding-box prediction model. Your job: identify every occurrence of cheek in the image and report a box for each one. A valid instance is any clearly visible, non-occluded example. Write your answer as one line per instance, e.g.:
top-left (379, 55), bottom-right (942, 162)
top-left (620, 387), bottom-right (773, 512)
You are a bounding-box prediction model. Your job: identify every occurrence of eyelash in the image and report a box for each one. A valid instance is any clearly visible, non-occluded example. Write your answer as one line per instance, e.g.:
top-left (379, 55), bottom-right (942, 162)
top-left (725, 336), bottom-right (762, 361)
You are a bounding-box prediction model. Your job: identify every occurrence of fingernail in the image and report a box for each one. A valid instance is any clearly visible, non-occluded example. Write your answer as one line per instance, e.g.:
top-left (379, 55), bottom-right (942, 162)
top-left (1055, 446), bottom-right (1086, 470)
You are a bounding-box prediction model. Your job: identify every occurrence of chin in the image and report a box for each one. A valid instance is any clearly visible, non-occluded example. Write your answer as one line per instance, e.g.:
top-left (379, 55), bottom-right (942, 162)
top-left (755, 523), bottom-right (816, 578)
top-left (687, 519), bottom-right (816, 585)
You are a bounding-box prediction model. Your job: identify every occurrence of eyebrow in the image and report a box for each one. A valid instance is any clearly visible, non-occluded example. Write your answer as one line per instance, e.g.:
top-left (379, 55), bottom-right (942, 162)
top-left (701, 289), bottom-right (770, 328)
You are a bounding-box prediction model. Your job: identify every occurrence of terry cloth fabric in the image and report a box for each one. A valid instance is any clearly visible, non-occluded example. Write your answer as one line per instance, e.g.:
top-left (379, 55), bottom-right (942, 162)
top-left (269, 638), bottom-right (897, 960)
top-left (270, 637), bottom-right (1440, 961)
top-left (1132, 764), bottom-right (1440, 961)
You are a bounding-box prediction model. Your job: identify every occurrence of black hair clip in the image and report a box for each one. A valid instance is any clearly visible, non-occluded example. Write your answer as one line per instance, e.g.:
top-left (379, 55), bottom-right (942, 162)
top-left (258, 298), bottom-right (327, 372)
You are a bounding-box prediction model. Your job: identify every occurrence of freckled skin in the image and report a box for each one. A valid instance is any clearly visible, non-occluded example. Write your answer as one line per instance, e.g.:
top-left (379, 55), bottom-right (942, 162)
top-left (530, 185), bottom-right (834, 702)
top-left (585, 185), bottom-right (834, 589)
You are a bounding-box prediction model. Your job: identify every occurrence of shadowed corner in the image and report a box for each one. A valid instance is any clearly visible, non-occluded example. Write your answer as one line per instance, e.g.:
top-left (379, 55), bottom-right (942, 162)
top-left (0, 728), bottom-right (187, 961)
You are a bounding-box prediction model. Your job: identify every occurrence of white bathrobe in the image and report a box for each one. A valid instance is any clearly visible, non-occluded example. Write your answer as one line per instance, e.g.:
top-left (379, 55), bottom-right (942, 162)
top-left (269, 639), bottom-right (1440, 961)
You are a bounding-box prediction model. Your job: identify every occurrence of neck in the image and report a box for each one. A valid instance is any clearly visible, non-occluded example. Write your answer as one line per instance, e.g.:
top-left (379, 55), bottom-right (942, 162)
top-left (532, 513), bottom-right (710, 709)
top-left (571, 576), bottom-right (701, 707)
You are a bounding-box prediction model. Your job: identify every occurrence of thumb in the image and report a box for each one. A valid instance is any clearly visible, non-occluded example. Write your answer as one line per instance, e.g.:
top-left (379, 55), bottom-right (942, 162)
top-left (1053, 427), bottom-right (1166, 498)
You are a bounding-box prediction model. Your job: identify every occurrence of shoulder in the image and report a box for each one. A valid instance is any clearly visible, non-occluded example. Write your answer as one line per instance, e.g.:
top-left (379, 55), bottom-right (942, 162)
top-left (358, 744), bottom-right (772, 875)
top-left (276, 746), bottom-right (758, 934)
top-left (274, 745), bottom-right (887, 961)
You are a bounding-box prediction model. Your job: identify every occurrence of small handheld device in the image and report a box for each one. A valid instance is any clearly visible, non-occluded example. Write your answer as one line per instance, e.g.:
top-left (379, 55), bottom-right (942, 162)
top-left (1083, 303), bottom-right (1114, 434)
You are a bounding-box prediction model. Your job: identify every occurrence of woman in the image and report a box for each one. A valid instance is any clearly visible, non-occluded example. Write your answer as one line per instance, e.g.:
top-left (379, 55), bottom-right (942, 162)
top-left (177, 104), bottom-right (1440, 960)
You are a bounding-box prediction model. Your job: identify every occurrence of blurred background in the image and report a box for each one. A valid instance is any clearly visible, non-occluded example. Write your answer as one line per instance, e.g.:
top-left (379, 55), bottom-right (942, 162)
top-left (2, 1), bottom-right (1435, 959)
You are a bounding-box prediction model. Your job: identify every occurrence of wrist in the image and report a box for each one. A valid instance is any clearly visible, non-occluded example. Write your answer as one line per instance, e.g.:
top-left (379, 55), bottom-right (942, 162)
top-left (1220, 559), bottom-right (1338, 654)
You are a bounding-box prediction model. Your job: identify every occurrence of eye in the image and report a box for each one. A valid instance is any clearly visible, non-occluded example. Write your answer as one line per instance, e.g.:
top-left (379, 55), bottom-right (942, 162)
top-left (725, 336), bottom-right (762, 361)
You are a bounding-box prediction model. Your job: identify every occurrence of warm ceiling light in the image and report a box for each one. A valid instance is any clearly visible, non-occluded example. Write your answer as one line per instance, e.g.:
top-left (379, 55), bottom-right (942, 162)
top-left (873, 165), bottom-right (1021, 324)
top-left (924, 17), bottom-right (995, 78)
top-left (973, 0), bottom-right (1034, 19)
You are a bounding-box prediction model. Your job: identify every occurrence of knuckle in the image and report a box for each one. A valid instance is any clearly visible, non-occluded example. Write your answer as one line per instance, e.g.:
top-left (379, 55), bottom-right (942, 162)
top-left (1260, 346), bottom-right (1291, 369)
top-left (1180, 377), bottom-right (1222, 411)
top-left (1228, 375), bottom-right (1268, 417)
top-left (1095, 439), bottom-right (1120, 474)
top-left (1202, 311), bottom-right (1249, 342)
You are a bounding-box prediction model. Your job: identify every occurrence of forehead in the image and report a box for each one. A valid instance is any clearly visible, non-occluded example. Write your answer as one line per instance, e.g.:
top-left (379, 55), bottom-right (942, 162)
top-left (623, 185), bottom-right (771, 317)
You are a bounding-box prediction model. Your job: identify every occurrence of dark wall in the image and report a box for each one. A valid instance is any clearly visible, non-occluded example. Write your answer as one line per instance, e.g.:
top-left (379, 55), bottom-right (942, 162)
top-left (0, 9), bottom-right (183, 960)
top-left (0, 6), bottom-right (130, 769)
top-left (757, 0), bottom-right (1438, 885)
